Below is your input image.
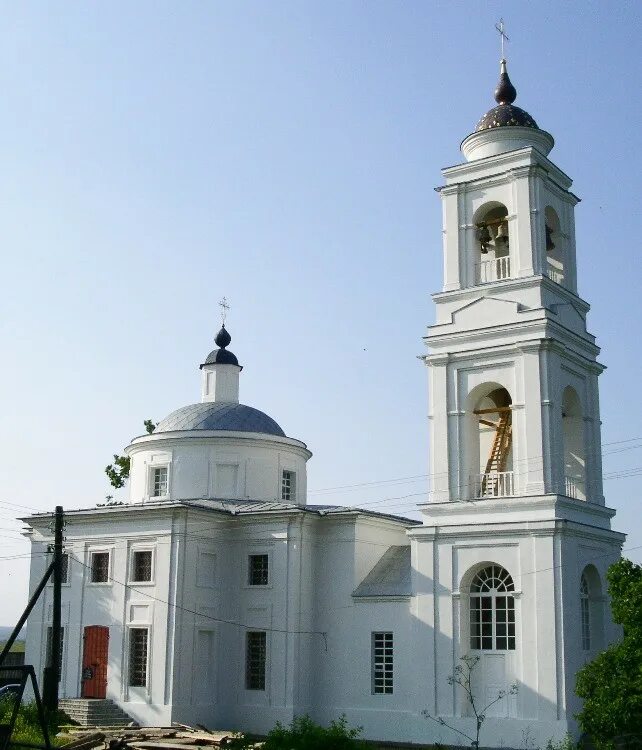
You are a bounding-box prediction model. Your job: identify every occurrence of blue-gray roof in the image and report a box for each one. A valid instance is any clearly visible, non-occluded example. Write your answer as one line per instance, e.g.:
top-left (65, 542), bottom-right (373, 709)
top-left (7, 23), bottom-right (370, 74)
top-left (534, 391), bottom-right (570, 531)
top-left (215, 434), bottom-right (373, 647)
top-left (353, 545), bottom-right (412, 598)
top-left (155, 402), bottom-right (286, 437)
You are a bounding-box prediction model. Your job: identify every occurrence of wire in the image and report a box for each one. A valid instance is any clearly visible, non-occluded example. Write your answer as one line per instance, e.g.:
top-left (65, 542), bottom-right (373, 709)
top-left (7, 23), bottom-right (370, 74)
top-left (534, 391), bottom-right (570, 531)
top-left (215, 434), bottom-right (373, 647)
top-left (68, 554), bottom-right (328, 646)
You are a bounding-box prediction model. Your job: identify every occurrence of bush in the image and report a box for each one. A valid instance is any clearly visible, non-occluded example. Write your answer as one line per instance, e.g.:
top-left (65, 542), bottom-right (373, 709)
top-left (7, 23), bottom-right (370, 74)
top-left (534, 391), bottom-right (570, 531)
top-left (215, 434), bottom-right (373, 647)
top-left (228, 714), bottom-right (368, 750)
top-left (575, 559), bottom-right (642, 749)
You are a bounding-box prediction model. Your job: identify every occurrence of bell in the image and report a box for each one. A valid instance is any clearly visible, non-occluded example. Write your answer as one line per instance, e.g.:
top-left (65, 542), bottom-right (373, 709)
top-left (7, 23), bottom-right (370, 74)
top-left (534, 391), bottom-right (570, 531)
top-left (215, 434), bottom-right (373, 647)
top-left (545, 224), bottom-right (556, 252)
top-left (477, 224), bottom-right (491, 254)
top-left (494, 221), bottom-right (509, 246)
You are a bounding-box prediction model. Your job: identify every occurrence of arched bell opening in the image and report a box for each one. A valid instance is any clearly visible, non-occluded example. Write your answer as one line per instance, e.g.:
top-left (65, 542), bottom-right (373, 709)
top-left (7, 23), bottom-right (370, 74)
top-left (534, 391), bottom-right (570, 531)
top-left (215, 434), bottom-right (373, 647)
top-left (474, 202), bottom-right (511, 284)
top-left (466, 384), bottom-right (514, 498)
top-left (545, 206), bottom-right (565, 285)
top-left (562, 386), bottom-right (586, 500)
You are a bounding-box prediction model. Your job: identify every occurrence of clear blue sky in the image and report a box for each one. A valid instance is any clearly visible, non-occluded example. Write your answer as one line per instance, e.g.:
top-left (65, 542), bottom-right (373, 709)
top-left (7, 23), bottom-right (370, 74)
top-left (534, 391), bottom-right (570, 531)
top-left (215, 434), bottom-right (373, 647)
top-left (1, 2), bottom-right (641, 623)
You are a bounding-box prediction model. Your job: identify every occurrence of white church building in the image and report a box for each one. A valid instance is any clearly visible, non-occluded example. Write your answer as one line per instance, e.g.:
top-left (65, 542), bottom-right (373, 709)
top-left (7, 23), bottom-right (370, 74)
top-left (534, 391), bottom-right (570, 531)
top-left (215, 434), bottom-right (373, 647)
top-left (23, 60), bottom-right (624, 747)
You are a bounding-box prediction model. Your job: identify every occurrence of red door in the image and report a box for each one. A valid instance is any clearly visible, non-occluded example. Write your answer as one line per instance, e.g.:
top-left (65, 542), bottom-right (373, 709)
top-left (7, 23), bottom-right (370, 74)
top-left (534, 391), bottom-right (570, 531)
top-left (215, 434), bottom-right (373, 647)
top-left (81, 626), bottom-right (109, 698)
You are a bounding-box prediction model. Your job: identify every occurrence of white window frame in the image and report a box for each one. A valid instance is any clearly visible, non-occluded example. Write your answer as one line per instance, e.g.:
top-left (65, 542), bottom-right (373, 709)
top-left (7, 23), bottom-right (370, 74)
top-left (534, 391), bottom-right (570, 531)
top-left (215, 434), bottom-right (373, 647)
top-left (88, 548), bottom-right (112, 586)
top-left (149, 465), bottom-right (169, 499)
top-left (128, 546), bottom-right (155, 585)
top-left (281, 469), bottom-right (296, 502)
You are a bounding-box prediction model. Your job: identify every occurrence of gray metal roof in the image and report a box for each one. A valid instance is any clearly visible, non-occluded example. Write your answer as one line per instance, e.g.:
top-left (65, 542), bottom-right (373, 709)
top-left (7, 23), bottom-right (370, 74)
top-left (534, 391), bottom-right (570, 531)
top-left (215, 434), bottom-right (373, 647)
top-left (352, 545), bottom-right (412, 598)
top-left (155, 402), bottom-right (286, 437)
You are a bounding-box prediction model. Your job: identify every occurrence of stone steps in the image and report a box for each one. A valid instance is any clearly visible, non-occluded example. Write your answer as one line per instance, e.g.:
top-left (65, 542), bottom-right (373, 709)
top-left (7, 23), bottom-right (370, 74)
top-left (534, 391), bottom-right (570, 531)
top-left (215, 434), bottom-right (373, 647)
top-left (58, 699), bottom-right (136, 727)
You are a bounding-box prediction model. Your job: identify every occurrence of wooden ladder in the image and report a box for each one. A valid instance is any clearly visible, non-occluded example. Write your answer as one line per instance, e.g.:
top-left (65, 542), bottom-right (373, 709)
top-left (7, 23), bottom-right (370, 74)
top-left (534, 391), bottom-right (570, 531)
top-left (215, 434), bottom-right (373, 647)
top-left (479, 409), bottom-right (512, 494)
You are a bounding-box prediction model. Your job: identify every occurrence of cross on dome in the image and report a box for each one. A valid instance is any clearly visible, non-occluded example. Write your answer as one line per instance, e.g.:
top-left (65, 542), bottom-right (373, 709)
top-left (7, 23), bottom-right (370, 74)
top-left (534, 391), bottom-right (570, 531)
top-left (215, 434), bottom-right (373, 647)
top-left (218, 296), bottom-right (231, 326)
top-left (495, 18), bottom-right (510, 60)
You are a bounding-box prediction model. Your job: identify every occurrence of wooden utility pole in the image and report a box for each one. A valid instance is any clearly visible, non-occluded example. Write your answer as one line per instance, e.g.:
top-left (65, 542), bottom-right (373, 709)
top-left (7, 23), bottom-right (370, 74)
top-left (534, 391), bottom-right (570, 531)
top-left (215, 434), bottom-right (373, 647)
top-left (43, 505), bottom-right (63, 713)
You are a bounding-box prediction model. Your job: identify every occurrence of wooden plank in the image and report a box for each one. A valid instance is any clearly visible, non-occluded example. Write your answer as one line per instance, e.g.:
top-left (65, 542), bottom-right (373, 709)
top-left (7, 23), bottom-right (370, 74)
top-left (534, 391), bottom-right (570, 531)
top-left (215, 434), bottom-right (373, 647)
top-left (473, 406), bottom-right (511, 415)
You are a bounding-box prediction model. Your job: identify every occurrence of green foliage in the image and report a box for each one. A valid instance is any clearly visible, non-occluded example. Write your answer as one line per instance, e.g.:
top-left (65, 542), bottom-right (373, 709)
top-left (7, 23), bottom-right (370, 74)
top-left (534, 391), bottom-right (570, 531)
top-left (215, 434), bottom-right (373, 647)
top-left (96, 494), bottom-right (125, 507)
top-left (0, 697), bottom-right (69, 748)
top-left (105, 454), bottom-right (130, 489)
top-left (227, 715), bottom-right (368, 750)
top-left (575, 558), bottom-right (642, 749)
top-left (544, 735), bottom-right (576, 750)
top-left (143, 419), bottom-right (157, 434)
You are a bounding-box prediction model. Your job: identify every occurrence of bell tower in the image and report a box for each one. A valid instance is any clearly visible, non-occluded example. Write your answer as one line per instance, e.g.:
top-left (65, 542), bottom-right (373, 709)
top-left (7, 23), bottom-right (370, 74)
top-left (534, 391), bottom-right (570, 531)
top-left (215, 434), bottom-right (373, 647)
top-left (410, 55), bottom-right (624, 745)
top-left (426, 59), bottom-right (600, 506)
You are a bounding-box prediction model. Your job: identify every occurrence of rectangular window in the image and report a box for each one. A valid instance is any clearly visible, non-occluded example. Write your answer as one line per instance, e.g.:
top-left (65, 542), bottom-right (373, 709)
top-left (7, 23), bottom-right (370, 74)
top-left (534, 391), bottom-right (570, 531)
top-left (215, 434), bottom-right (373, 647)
top-left (372, 632), bottom-right (393, 694)
top-left (245, 631), bottom-right (266, 690)
top-left (129, 628), bottom-right (149, 687)
top-left (45, 626), bottom-right (65, 674)
top-left (248, 554), bottom-right (269, 586)
top-left (90, 552), bottom-right (110, 583)
top-left (281, 470), bottom-right (296, 502)
top-left (131, 550), bottom-right (153, 582)
top-left (152, 467), bottom-right (168, 497)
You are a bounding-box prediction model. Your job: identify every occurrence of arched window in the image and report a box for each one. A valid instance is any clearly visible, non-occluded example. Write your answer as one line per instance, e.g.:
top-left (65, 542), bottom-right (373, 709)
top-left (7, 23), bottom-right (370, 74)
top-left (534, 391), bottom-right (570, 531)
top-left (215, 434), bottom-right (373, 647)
top-left (580, 573), bottom-right (591, 651)
top-left (470, 565), bottom-right (516, 651)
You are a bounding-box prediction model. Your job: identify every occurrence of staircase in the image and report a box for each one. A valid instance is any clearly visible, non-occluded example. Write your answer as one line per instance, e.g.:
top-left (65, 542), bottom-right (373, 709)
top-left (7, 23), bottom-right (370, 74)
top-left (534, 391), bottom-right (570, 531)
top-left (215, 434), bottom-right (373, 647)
top-left (58, 699), bottom-right (136, 727)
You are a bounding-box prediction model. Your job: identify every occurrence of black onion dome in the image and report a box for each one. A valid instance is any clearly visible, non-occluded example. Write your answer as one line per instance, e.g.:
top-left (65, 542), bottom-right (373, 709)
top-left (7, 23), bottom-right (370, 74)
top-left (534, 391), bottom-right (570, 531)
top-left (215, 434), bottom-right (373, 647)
top-left (475, 59), bottom-right (538, 132)
top-left (200, 325), bottom-right (240, 368)
top-left (494, 59), bottom-right (517, 104)
top-left (476, 104), bottom-right (538, 131)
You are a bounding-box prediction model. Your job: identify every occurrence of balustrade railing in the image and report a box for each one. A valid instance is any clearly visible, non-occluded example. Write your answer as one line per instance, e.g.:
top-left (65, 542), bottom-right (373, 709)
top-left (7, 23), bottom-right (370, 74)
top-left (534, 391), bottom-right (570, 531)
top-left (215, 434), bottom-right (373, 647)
top-left (547, 266), bottom-right (565, 285)
top-left (476, 256), bottom-right (511, 284)
top-left (474, 471), bottom-right (514, 499)
top-left (564, 475), bottom-right (585, 500)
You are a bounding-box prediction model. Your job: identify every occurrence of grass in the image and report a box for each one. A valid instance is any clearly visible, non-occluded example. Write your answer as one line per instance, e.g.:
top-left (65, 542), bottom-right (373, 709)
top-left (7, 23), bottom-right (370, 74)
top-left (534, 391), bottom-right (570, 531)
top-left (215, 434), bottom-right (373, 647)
top-left (0, 640), bottom-right (26, 653)
top-left (0, 697), bottom-right (69, 749)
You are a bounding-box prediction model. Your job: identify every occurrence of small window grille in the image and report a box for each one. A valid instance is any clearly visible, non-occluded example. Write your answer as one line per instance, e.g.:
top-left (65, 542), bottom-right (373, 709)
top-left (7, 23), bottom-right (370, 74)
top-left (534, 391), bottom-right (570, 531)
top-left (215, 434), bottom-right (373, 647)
top-left (580, 573), bottom-right (591, 651)
top-left (90, 552), bottom-right (110, 583)
top-left (132, 550), bottom-right (153, 582)
top-left (152, 467), bottom-right (168, 497)
top-left (372, 632), bottom-right (393, 694)
top-left (129, 628), bottom-right (149, 687)
top-left (281, 470), bottom-right (295, 502)
top-left (245, 631), bottom-right (266, 690)
top-left (248, 554), bottom-right (269, 586)
top-left (470, 565), bottom-right (515, 651)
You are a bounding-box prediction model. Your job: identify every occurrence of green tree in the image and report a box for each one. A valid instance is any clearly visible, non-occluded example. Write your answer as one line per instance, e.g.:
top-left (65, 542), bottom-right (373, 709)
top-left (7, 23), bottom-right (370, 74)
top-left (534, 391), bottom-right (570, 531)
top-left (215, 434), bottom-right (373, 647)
top-left (104, 419), bottom-right (155, 489)
top-left (575, 558), bottom-right (642, 748)
top-left (104, 454), bottom-right (130, 489)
